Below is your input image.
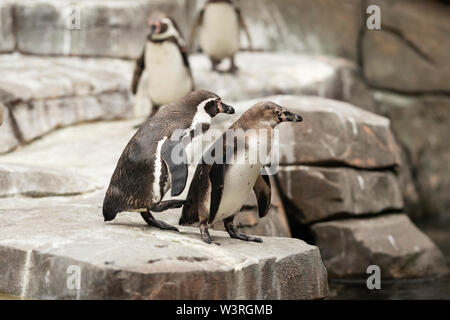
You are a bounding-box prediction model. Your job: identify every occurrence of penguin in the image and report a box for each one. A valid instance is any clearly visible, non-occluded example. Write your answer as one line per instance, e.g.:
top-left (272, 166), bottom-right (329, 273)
top-left (103, 90), bottom-right (235, 231)
top-left (190, 0), bottom-right (252, 73)
top-left (179, 101), bottom-right (303, 243)
top-left (131, 16), bottom-right (194, 117)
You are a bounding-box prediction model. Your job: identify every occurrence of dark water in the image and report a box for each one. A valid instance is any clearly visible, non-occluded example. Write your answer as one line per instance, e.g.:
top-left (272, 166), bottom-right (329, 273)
top-left (328, 220), bottom-right (450, 300)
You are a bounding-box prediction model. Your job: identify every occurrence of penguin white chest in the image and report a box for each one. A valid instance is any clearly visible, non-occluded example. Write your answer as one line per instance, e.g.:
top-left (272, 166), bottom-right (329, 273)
top-left (145, 42), bottom-right (192, 106)
top-left (199, 4), bottom-right (240, 60)
top-left (213, 162), bottom-right (262, 223)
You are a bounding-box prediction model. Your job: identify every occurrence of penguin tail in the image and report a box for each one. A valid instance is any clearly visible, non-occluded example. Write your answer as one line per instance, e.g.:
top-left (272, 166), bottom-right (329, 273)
top-left (102, 197), bottom-right (120, 222)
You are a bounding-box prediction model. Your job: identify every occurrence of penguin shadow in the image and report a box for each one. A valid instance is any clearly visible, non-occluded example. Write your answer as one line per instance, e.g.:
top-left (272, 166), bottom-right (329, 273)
top-left (106, 221), bottom-right (227, 246)
top-left (108, 221), bottom-right (240, 246)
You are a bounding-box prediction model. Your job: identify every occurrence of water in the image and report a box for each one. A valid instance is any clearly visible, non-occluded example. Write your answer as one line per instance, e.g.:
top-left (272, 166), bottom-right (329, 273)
top-left (328, 220), bottom-right (450, 300)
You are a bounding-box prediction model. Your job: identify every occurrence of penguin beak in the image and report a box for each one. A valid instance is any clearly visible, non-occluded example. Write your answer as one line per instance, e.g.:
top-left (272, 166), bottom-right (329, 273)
top-left (218, 102), bottom-right (235, 115)
top-left (281, 110), bottom-right (303, 122)
top-left (147, 21), bottom-right (159, 39)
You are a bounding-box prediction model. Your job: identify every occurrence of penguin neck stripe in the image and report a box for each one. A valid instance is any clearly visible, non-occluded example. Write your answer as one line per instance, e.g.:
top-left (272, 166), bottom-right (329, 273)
top-left (189, 98), bottom-right (216, 131)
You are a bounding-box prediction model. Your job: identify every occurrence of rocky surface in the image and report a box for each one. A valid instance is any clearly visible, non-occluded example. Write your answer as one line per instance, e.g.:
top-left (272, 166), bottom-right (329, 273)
top-left (188, 0), bottom-right (363, 59)
top-left (372, 91), bottom-right (450, 220)
top-left (0, 54), bottom-right (134, 154)
top-left (0, 191), bottom-right (327, 300)
top-left (0, 164), bottom-right (101, 197)
top-left (225, 95), bottom-right (401, 169)
top-left (0, 2), bottom-right (14, 53)
top-left (14, 0), bottom-right (149, 59)
top-left (363, 0), bottom-right (450, 93)
top-left (277, 166), bottom-right (403, 224)
top-left (10, 0), bottom-right (199, 59)
top-left (312, 214), bottom-right (448, 279)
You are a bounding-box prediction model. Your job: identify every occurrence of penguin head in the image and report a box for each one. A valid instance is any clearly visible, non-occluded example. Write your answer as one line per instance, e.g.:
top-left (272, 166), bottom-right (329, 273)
top-left (250, 101), bottom-right (303, 127)
top-left (188, 90), bottom-right (235, 118)
top-left (147, 17), bottom-right (182, 42)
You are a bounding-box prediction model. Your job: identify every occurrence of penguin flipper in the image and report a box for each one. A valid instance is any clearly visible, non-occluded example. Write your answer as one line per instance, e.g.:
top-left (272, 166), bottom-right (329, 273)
top-left (236, 7), bottom-right (253, 51)
top-left (161, 139), bottom-right (188, 197)
top-left (131, 48), bottom-right (145, 94)
top-left (208, 163), bottom-right (225, 223)
top-left (188, 9), bottom-right (204, 53)
top-left (253, 169), bottom-right (271, 218)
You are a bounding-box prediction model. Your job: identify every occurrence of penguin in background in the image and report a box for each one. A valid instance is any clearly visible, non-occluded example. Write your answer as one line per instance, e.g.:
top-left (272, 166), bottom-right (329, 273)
top-left (132, 15), bottom-right (194, 118)
top-left (190, 0), bottom-right (252, 73)
top-left (103, 90), bottom-right (235, 231)
top-left (180, 102), bottom-right (303, 244)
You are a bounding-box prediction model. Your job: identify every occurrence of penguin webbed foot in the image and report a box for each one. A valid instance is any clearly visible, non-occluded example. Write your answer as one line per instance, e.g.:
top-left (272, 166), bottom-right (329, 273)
top-left (200, 222), bottom-right (213, 244)
top-left (228, 56), bottom-right (239, 74)
top-left (224, 220), bottom-right (263, 243)
top-left (150, 200), bottom-right (187, 212)
top-left (141, 212), bottom-right (179, 232)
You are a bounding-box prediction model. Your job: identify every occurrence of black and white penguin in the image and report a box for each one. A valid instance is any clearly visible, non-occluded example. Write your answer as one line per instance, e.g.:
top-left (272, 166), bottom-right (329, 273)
top-left (103, 90), bottom-right (235, 231)
top-left (132, 16), bottom-right (194, 117)
top-left (180, 102), bottom-right (303, 243)
top-left (190, 0), bottom-right (252, 73)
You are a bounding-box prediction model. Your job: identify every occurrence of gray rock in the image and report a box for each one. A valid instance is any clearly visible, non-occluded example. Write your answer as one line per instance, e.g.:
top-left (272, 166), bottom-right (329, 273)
top-left (0, 192), bottom-right (328, 299)
top-left (223, 95), bottom-right (402, 169)
top-left (14, 0), bottom-right (147, 59)
top-left (12, 0), bottom-right (196, 59)
top-left (0, 107), bottom-right (19, 154)
top-left (0, 119), bottom-right (139, 188)
top-left (190, 0), bottom-right (362, 60)
top-left (311, 214), bottom-right (448, 279)
top-left (0, 164), bottom-right (100, 197)
top-left (0, 2), bottom-right (14, 53)
top-left (0, 54), bottom-right (135, 153)
top-left (277, 166), bottom-right (403, 224)
top-left (373, 91), bottom-right (450, 220)
top-left (363, 0), bottom-right (450, 92)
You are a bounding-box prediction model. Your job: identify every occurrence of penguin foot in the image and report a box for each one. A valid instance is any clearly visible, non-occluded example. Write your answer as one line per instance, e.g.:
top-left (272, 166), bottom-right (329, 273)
top-left (200, 223), bottom-right (213, 244)
top-left (140, 212), bottom-right (179, 232)
top-left (225, 221), bottom-right (263, 243)
top-left (150, 200), bottom-right (187, 212)
top-left (228, 64), bottom-right (239, 74)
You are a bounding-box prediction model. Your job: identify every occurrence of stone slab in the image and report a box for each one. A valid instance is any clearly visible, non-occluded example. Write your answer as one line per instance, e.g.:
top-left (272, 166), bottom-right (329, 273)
top-left (312, 214), bottom-right (448, 279)
top-left (277, 166), bottom-right (403, 224)
top-left (0, 192), bottom-right (328, 300)
top-left (363, 0), bottom-right (450, 92)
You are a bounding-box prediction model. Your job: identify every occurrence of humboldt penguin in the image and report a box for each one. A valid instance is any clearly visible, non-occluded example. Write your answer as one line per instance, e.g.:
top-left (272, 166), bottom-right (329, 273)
top-left (103, 90), bottom-right (235, 231)
top-left (132, 16), bottom-right (194, 117)
top-left (180, 102), bottom-right (303, 243)
top-left (190, 0), bottom-right (252, 73)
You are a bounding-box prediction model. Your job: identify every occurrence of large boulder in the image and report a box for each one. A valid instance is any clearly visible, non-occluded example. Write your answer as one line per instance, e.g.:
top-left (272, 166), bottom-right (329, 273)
top-left (0, 1), bottom-right (14, 53)
top-left (373, 91), bottom-right (450, 220)
top-left (277, 166), bottom-right (403, 224)
top-left (12, 0), bottom-right (196, 59)
top-left (363, 0), bottom-right (450, 92)
top-left (0, 54), bottom-right (134, 154)
top-left (0, 192), bottom-right (328, 300)
top-left (189, 0), bottom-right (362, 60)
top-left (0, 164), bottom-right (100, 197)
top-left (227, 95), bottom-right (401, 169)
top-left (312, 214), bottom-right (448, 279)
